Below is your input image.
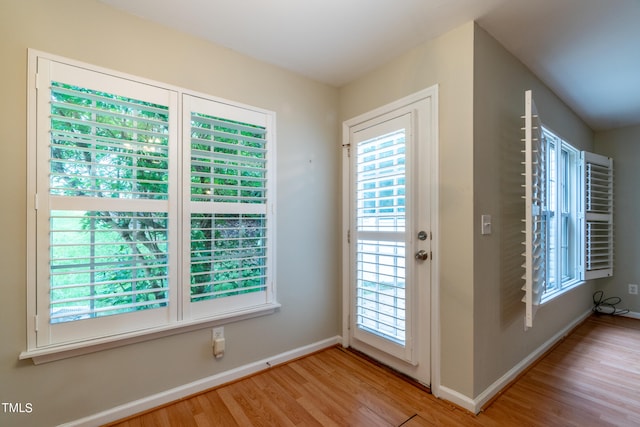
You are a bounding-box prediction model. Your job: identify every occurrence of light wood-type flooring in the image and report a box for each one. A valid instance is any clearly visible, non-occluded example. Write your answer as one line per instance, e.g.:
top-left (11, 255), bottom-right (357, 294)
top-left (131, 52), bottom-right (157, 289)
top-left (107, 314), bottom-right (640, 426)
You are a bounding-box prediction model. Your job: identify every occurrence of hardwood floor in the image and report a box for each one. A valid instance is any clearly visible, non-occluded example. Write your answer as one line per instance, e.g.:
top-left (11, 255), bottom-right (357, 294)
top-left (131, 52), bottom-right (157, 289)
top-left (107, 314), bottom-right (640, 426)
top-left (480, 314), bottom-right (640, 427)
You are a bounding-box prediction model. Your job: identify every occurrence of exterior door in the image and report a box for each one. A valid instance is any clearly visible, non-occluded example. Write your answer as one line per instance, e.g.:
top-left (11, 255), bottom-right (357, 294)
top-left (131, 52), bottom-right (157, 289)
top-left (344, 89), bottom-right (435, 386)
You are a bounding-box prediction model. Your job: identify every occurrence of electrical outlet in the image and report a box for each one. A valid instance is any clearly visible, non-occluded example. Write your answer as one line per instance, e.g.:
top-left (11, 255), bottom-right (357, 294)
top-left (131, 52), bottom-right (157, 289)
top-left (212, 327), bottom-right (224, 341)
top-left (629, 284), bottom-right (638, 295)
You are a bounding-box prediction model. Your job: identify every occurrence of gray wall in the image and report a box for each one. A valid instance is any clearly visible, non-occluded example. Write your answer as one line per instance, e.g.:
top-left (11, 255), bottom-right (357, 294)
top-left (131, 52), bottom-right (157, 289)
top-left (595, 125), bottom-right (640, 313)
top-left (0, 1), bottom-right (340, 426)
top-left (472, 24), bottom-right (596, 397)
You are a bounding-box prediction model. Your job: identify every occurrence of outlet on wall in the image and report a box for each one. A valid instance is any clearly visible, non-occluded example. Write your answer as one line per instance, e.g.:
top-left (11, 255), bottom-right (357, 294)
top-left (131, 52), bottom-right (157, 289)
top-left (212, 327), bottom-right (224, 341)
top-left (629, 284), bottom-right (638, 295)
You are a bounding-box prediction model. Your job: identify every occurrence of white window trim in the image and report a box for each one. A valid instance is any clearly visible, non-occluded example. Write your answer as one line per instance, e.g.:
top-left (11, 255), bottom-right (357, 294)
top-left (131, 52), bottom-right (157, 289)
top-left (19, 305), bottom-right (279, 364)
top-left (540, 278), bottom-right (585, 305)
top-left (540, 127), bottom-right (583, 303)
top-left (22, 49), bottom-right (279, 363)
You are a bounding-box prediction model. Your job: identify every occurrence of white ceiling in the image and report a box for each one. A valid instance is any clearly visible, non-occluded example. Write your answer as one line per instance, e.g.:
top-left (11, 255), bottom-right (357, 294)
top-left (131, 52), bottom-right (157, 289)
top-left (99, 0), bottom-right (640, 131)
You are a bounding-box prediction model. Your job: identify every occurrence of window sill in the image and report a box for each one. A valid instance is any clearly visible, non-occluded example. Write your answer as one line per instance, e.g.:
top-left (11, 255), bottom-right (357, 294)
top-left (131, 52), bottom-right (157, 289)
top-left (540, 280), bottom-right (586, 305)
top-left (19, 302), bottom-right (280, 365)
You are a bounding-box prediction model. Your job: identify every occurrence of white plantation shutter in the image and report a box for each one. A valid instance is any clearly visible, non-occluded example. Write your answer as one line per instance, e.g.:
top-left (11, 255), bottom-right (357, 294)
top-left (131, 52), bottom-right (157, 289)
top-left (183, 95), bottom-right (275, 319)
top-left (27, 51), bottom-right (278, 356)
top-left (36, 58), bottom-right (178, 346)
top-left (354, 119), bottom-right (409, 353)
top-left (520, 90), bottom-right (615, 331)
top-left (522, 90), bottom-right (547, 330)
top-left (582, 152), bottom-right (614, 279)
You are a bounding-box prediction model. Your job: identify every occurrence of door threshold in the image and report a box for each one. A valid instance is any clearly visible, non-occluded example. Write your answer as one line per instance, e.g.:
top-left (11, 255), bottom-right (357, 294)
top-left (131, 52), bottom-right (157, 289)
top-left (340, 346), bottom-right (431, 393)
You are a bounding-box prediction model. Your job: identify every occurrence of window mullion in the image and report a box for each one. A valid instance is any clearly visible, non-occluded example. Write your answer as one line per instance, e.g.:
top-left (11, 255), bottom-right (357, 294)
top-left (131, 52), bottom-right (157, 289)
top-left (556, 140), bottom-right (561, 287)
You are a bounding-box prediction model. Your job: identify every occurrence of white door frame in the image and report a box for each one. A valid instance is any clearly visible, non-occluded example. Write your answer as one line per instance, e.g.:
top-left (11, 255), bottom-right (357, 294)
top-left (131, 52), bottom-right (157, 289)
top-left (341, 85), bottom-right (440, 392)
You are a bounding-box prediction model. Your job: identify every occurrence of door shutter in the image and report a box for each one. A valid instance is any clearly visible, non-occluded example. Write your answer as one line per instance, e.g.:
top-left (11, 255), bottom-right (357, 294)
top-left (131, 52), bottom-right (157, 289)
top-left (582, 152), bottom-right (613, 279)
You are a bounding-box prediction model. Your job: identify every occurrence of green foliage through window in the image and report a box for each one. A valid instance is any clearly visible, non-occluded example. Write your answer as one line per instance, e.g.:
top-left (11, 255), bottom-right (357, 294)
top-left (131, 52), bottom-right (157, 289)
top-left (190, 112), bottom-right (267, 203)
top-left (189, 110), bottom-right (269, 302)
top-left (190, 214), bottom-right (267, 301)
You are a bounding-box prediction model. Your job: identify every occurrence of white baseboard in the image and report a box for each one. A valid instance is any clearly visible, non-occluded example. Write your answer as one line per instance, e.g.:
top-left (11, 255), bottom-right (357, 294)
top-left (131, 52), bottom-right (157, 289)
top-left (438, 308), bottom-right (592, 415)
top-left (59, 336), bottom-right (342, 427)
top-left (471, 308), bottom-right (592, 414)
top-left (622, 311), bottom-right (640, 319)
top-left (436, 385), bottom-right (476, 413)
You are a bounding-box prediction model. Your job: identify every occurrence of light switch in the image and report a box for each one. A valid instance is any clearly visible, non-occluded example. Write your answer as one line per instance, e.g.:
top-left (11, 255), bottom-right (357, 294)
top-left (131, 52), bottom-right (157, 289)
top-left (481, 214), bottom-right (492, 235)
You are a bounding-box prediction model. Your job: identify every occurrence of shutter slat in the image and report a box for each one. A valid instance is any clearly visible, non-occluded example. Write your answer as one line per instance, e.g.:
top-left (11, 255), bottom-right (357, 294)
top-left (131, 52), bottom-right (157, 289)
top-left (52, 84), bottom-right (169, 116)
top-left (52, 130), bottom-right (169, 155)
top-left (191, 129), bottom-right (267, 149)
top-left (192, 114), bottom-right (267, 136)
top-left (51, 101), bottom-right (168, 130)
top-left (51, 299), bottom-right (168, 322)
top-left (191, 154), bottom-right (266, 170)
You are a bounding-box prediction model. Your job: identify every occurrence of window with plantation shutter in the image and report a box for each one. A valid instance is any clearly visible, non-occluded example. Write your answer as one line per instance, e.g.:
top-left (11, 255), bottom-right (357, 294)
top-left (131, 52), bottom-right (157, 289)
top-left (521, 90), bottom-right (614, 329)
top-left (183, 95), bottom-right (275, 320)
top-left (582, 152), bottom-right (613, 279)
top-left (34, 58), bottom-right (178, 346)
top-left (25, 50), bottom-right (277, 359)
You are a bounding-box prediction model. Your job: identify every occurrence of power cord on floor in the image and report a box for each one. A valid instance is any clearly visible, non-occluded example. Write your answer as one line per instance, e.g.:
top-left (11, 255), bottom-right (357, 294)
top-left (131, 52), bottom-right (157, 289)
top-left (592, 290), bottom-right (629, 316)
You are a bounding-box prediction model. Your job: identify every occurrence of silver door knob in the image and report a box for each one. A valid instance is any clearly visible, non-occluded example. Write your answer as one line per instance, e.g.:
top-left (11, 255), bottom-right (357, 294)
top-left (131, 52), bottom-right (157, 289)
top-left (415, 250), bottom-right (429, 261)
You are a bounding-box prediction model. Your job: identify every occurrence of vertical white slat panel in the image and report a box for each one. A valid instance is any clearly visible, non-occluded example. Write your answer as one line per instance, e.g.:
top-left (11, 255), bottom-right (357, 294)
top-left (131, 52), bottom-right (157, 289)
top-left (37, 57), bottom-right (178, 347)
top-left (582, 152), bottom-right (613, 279)
top-left (351, 112), bottom-right (414, 363)
top-left (522, 90), bottom-right (547, 330)
top-left (184, 95), bottom-right (274, 320)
